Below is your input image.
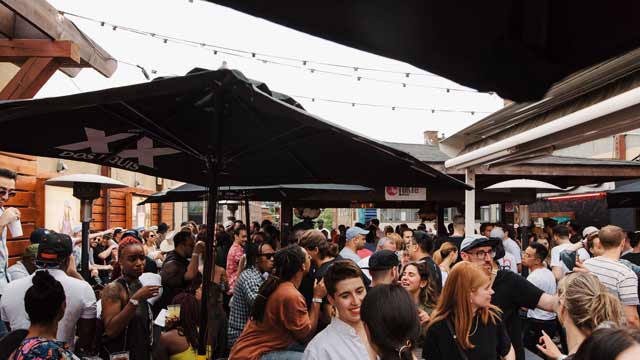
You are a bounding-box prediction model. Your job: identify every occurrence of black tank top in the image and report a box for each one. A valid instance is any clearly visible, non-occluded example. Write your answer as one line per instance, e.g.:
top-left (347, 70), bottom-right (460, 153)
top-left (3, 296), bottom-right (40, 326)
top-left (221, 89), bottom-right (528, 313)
top-left (101, 278), bottom-right (152, 360)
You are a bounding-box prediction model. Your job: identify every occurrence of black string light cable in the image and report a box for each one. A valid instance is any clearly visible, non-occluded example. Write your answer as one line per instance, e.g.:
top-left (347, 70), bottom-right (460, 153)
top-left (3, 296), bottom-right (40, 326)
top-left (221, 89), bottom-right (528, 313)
top-left (291, 95), bottom-right (492, 115)
top-left (58, 10), bottom-right (495, 95)
top-left (99, 58), bottom-right (495, 115)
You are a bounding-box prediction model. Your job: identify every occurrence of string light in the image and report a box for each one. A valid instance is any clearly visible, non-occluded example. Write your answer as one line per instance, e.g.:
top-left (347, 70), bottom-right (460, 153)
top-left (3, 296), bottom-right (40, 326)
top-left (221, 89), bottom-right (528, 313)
top-left (58, 10), bottom-right (496, 95)
top-left (290, 94), bottom-right (493, 115)
top-left (95, 59), bottom-right (494, 115)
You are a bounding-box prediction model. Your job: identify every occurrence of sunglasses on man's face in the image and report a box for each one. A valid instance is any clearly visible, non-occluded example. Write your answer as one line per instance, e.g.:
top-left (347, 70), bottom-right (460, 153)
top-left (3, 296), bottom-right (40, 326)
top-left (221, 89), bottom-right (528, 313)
top-left (258, 253), bottom-right (275, 260)
top-left (0, 188), bottom-right (16, 198)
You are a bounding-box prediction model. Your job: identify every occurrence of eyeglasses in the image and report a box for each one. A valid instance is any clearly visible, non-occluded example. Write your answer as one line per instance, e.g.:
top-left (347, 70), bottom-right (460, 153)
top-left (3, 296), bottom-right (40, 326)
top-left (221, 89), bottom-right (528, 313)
top-left (467, 250), bottom-right (496, 260)
top-left (258, 253), bottom-right (275, 260)
top-left (0, 188), bottom-right (16, 198)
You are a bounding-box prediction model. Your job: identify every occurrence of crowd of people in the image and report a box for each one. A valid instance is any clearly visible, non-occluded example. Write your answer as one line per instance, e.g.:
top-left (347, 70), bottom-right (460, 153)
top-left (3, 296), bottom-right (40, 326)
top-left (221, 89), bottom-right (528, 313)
top-left (2, 165), bottom-right (640, 359)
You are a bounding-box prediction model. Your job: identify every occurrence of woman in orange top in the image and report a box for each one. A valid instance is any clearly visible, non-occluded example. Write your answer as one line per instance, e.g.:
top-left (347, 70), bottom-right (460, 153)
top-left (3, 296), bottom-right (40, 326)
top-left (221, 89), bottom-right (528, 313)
top-left (229, 245), bottom-right (326, 360)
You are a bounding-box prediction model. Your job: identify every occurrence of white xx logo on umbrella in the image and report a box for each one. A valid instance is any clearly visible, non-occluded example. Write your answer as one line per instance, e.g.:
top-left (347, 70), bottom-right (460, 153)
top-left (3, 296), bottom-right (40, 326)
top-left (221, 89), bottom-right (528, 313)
top-left (57, 127), bottom-right (180, 168)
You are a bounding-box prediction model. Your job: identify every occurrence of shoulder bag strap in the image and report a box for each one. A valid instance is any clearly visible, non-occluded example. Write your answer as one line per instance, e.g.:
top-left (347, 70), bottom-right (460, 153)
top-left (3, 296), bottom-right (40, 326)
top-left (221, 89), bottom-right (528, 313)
top-left (446, 319), bottom-right (469, 360)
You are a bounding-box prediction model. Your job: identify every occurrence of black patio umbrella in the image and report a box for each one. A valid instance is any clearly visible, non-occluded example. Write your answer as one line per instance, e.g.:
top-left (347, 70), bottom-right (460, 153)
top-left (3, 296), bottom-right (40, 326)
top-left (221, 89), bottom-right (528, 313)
top-left (607, 180), bottom-right (640, 208)
top-left (210, 0), bottom-right (640, 102)
top-left (138, 182), bottom-right (374, 204)
top-left (0, 68), bottom-right (467, 355)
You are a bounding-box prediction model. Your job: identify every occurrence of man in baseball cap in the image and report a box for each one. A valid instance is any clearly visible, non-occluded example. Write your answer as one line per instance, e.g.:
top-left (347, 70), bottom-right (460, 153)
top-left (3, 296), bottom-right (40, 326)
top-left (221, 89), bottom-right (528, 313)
top-left (582, 226), bottom-right (599, 239)
top-left (0, 230), bottom-right (97, 351)
top-left (365, 249), bottom-right (399, 287)
top-left (459, 234), bottom-right (499, 273)
top-left (460, 234), bottom-right (558, 360)
top-left (339, 227), bottom-right (368, 263)
top-left (36, 231), bottom-right (73, 267)
top-left (29, 228), bottom-right (49, 244)
top-left (7, 244), bottom-right (38, 281)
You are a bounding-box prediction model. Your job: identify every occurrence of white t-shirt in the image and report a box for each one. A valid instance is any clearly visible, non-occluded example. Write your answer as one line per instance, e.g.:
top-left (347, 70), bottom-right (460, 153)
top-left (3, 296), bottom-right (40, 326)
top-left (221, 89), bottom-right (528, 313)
top-left (0, 268), bottom-right (97, 349)
top-left (357, 256), bottom-right (372, 281)
top-left (503, 238), bottom-right (522, 264)
top-left (303, 317), bottom-right (371, 360)
top-left (497, 252), bottom-right (519, 274)
top-left (0, 208), bottom-right (9, 295)
top-left (550, 243), bottom-right (590, 278)
top-left (526, 267), bottom-right (557, 320)
top-left (7, 261), bottom-right (30, 281)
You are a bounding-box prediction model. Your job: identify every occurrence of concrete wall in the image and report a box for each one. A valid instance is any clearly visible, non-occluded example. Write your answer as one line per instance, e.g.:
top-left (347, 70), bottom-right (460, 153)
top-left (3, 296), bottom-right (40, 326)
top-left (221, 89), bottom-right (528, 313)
top-left (554, 137), bottom-right (615, 159)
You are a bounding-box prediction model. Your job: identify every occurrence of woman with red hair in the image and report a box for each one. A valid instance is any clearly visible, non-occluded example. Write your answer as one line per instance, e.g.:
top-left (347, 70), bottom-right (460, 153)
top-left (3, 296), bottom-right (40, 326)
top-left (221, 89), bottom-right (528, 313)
top-left (424, 262), bottom-right (515, 360)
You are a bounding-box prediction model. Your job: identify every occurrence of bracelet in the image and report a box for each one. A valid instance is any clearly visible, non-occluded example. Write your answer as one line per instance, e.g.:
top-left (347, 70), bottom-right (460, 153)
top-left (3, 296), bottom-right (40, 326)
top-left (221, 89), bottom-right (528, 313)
top-left (312, 297), bottom-right (323, 304)
top-left (557, 355), bottom-right (567, 360)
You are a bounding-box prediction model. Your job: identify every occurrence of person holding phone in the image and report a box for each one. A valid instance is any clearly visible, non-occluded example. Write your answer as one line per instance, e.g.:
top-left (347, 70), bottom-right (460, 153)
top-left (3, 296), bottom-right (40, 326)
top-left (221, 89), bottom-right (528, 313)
top-left (101, 234), bottom-right (161, 360)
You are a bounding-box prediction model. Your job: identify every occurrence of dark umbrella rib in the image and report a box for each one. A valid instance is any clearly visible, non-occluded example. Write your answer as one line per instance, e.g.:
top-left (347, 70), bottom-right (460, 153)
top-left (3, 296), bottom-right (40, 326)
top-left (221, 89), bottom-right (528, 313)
top-left (111, 102), bottom-right (206, 161)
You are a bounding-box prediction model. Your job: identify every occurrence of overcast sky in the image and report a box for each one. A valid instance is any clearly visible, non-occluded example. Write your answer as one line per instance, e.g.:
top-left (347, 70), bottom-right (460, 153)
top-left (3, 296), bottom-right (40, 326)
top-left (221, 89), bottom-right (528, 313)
top-left (42, 0), bottom-right (505, 144)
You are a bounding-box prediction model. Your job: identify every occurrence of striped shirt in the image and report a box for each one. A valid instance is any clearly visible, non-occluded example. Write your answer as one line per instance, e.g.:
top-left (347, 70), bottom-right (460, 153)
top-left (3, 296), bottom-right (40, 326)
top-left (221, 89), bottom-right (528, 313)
top-left (584, 256), bottom-right (640, 306)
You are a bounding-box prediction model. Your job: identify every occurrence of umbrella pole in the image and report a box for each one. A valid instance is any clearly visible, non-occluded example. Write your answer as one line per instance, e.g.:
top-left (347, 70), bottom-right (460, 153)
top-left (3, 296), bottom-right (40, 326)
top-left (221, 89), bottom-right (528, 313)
top-left (198, 89), bottom-right (226, 358)
top-left (199, 156), bottom-right (220, 359)
top-left (244, 195), bottom-right (254, 266)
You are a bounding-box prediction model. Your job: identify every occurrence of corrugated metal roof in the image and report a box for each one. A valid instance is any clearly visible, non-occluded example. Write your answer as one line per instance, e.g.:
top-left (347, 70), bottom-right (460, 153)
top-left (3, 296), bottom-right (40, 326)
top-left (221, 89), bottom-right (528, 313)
top-left (385, 142), bottom-right (640, 167)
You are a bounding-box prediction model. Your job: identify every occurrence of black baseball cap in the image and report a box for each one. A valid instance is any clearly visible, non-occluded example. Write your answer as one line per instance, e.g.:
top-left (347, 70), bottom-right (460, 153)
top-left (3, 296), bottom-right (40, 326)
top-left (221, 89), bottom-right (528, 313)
top-left (36, 231), bottom-right (73, 264)
top-left (365, 250), bottom-right (399, 271)
top-left (30, 228), bottom-right (50, 244)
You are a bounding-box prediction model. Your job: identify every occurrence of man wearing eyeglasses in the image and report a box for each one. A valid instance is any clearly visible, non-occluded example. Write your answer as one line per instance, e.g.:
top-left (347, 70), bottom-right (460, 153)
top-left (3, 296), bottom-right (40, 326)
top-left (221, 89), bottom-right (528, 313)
top-left (459, 234), bottom-right (558, 360)
top-left (0, 168), bottom-right (20, 337)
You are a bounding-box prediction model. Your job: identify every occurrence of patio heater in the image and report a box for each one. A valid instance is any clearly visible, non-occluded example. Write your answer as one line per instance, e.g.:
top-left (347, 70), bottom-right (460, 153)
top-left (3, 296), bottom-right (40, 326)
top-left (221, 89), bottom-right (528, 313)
top-left (46, 174), bottom-right (127, 280)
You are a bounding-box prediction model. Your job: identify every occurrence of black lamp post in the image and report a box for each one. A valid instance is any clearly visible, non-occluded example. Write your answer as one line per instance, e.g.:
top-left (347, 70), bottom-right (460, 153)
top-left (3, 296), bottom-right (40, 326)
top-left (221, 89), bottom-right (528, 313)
top-left (46, 174), bottom-right (126, 280)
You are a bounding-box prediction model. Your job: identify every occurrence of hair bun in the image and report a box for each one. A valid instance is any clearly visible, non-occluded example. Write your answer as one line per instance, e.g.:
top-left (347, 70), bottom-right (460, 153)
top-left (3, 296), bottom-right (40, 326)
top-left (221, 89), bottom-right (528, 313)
top-left (31, 270), bottom-right (54, 288)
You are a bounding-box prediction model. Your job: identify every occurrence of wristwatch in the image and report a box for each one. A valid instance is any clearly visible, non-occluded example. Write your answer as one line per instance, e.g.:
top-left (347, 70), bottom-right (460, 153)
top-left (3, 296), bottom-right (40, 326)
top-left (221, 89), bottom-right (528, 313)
top-left (129, 298), bottom-right (139, 306)
top-left (312, 298), bottom-right (323, 304)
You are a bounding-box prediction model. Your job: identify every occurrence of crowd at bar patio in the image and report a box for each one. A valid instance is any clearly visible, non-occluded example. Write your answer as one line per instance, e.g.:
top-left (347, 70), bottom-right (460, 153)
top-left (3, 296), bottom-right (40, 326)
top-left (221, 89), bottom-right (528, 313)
top-left (3, 1), bottom-right (640, 360)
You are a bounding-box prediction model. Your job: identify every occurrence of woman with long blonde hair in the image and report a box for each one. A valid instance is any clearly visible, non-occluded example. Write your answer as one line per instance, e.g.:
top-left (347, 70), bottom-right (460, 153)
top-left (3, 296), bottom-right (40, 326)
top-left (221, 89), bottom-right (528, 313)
top-left (433, 242), bottom-right (458, 285)
top-left (424, 262), bottom-right (515, 360)
top-left (537, 272), bottom-right (624, 359)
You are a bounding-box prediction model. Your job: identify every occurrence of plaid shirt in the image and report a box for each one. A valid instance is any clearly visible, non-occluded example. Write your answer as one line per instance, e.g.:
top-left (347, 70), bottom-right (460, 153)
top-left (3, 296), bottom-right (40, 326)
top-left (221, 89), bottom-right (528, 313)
top-left (227, 267), bottom-right (265, 348)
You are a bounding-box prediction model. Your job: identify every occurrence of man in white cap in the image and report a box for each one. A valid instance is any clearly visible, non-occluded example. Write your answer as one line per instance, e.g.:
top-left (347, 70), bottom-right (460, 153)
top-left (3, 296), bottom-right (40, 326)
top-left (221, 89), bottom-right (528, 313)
top-left (339, 227), bottom-right (368, 263)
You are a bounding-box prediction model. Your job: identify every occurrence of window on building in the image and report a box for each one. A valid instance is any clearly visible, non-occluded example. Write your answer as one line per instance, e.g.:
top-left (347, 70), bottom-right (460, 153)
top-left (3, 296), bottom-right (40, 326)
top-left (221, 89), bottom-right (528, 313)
top-left (480, 206), bottom-right (491, 222)
top-left (380, 208), bottom-right (419, 223)
top-left (187, 201), bottom-right (204, 224)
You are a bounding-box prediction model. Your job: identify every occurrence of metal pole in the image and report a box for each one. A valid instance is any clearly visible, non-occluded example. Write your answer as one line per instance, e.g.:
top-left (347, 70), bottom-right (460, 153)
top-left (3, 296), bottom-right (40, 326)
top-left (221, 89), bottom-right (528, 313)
top-left (244, 196), bottom-right (254, 267)
top-left (80, 199), bottom-right (92, 280)
top-left (197, 85), bottom-right (226, 358)
top-left (519, 204), bottom-right (531, 277)
top-left (281, 201), bottom-right (292, 246)
top-left (244, 197), bottom-right (251, 228)
top-left (464, 168), bottom-right (476, 237)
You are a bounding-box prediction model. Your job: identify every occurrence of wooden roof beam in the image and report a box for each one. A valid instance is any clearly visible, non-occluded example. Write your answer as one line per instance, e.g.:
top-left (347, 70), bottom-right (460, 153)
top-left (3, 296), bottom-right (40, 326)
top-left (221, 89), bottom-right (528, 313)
top-left (0, 0), bottom-right (117, 77)
top-left (0, 39), bottom-right (80, 63)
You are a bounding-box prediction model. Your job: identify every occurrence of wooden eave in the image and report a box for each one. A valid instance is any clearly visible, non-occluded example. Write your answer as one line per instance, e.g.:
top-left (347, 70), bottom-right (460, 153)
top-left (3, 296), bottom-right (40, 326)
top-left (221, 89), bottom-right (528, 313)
top-left (0, 0), bottom-right (116, 77)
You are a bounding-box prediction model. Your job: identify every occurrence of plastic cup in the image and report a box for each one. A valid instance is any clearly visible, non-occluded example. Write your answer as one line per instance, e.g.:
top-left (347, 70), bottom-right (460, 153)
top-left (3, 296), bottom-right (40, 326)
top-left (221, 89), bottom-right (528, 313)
top-left (8, 219), bottom-right (22, 237)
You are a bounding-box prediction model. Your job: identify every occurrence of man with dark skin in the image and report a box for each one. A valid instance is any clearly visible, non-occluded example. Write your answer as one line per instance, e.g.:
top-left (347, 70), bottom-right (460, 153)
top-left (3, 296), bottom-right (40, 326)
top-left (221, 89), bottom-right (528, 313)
top-left (101, 238), bottom-right (161, 359)
top-left (159, 230), bottom-right (205, 310)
